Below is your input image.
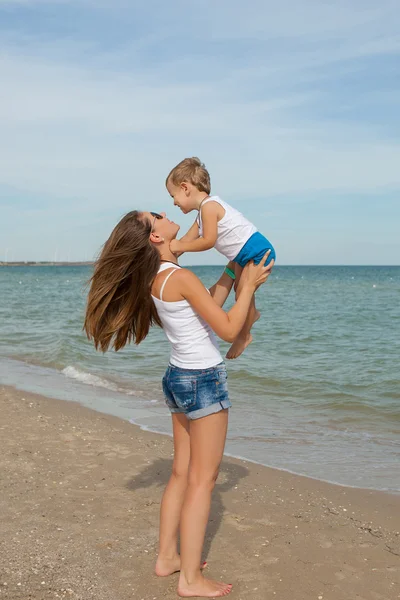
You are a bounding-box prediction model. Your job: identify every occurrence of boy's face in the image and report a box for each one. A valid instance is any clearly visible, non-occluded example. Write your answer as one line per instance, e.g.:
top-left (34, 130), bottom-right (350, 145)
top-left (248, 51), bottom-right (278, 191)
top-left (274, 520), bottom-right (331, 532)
top-left (167, 181), bottom-right (195, 214)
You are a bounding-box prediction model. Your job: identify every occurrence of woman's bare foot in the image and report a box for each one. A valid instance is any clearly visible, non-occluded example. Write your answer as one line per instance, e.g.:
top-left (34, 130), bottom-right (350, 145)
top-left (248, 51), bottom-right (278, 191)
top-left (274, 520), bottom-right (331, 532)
top-left (226, 333), bottom-right (253, 360)
top-left (155, 556), bottom-right (207, 577)
top-left (178, 575), bottom-right (232, 598)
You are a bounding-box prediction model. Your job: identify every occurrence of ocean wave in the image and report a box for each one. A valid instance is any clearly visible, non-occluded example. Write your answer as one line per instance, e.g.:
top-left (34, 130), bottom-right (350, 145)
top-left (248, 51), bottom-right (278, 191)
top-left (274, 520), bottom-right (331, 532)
top-left (311, 398), bottom-right (400, 421)
top-left (62, 366), bottom-right (120, 390)
top-left (61, 365), bottom-right (141, 397)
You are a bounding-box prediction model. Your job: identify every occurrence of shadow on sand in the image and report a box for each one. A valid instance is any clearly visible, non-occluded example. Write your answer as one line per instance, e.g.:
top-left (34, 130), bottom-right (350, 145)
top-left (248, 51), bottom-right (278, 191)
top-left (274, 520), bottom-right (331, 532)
top-left (126, 457), bottom-right (249, 558)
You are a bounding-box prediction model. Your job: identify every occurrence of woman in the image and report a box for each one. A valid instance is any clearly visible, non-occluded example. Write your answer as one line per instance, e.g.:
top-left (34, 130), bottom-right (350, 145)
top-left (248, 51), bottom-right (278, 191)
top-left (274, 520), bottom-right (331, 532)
top-left (84, 210), bottom-right (273, 598)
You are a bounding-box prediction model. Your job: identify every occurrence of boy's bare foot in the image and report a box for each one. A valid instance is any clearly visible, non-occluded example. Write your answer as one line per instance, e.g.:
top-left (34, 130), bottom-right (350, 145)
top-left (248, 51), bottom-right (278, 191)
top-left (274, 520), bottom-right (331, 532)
top-left (155, 556), bottom-right (207, 577)
top-left (226, 310), bottom-right (260, 360)
top-left (178, 575), bottom-right (232, 597)
top-left (226, 334), bottom-right (253, 360)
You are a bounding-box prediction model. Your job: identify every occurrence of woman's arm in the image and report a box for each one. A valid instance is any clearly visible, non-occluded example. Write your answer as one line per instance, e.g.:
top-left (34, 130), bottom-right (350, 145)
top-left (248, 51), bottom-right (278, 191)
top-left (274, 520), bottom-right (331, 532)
top-left (208, 261), bottom-right (236, 307)
top-left (170, 202), bottom-right (219, 254)
top-left (173, 254), bottom-right (273, 342)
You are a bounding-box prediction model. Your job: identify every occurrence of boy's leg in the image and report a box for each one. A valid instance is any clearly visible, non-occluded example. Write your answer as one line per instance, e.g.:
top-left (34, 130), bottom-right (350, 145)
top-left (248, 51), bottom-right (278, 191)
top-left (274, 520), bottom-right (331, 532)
top-left (232, 263), bottom-right (242, 294)
top-left (226, 265), bottom-right (260, 360)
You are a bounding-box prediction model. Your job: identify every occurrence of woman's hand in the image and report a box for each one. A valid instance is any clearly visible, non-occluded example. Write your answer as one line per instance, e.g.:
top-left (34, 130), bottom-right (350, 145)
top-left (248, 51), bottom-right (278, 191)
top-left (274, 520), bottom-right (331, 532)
top-left (238, 251), bottom-right (274, 293)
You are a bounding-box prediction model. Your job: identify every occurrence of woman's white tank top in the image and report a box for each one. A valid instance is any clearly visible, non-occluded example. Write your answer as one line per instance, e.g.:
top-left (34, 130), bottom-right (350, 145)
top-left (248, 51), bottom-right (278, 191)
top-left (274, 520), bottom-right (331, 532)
top-left (197, 195), bottom-right (257, 261)
top-left (151, 263), bottom-right (222, 369)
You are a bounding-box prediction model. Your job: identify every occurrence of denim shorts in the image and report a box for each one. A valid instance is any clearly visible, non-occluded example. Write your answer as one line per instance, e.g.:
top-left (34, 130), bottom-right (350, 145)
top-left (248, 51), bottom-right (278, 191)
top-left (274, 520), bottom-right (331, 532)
top-left (162, 362), bottom-right (231, 420)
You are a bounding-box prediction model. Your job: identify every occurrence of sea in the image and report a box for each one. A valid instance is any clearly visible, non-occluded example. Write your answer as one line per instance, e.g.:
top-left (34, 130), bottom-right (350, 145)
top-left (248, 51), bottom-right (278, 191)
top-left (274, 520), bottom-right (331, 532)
top-left (0, 265), bottom-right (399, 492)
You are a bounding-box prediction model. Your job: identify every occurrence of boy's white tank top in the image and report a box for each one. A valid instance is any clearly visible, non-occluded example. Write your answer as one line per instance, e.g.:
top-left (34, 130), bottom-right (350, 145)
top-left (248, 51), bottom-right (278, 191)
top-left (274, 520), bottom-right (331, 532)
top-left (151, 262), bottom-right (222, 369)
top-left (197, 195), bottom-right (257, 261)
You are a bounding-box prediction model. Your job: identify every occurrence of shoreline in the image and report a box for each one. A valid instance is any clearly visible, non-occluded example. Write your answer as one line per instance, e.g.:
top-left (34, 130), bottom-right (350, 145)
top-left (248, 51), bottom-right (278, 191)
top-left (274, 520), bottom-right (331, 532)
top-left (1, 384), bottom-right (399, 600)
top-left (2, 355), bottom-right (398, 494)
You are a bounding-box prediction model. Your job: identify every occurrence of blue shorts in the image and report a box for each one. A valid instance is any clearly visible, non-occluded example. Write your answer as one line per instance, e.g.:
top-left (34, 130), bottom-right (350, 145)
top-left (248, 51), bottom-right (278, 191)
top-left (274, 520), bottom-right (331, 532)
top-left (234, 232), bottom-right (276, 268)
top-left (162, 362), bottom-right (231, 420)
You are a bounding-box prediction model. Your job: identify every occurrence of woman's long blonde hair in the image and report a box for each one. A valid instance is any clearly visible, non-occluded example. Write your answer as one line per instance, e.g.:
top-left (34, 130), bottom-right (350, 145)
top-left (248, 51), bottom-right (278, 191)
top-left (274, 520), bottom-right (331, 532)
top-left (84, 211), bottom-right (161, 352)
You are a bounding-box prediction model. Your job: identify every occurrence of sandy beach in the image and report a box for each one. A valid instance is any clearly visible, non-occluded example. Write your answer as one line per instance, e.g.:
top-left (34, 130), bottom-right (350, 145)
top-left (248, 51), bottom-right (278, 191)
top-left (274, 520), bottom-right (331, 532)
top-left (0, 385), bottom-right (399, 600)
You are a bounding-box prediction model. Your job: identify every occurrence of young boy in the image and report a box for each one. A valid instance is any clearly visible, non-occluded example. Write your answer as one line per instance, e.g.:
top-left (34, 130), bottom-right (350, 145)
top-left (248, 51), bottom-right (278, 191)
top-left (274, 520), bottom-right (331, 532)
top-left (166, 157), bottom-right (276, 359)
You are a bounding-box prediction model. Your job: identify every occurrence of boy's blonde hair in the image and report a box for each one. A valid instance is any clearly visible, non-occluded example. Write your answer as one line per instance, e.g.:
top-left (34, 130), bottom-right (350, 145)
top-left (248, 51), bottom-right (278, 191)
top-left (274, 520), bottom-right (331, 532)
top-left (166, 157), bottom-right (211, 195)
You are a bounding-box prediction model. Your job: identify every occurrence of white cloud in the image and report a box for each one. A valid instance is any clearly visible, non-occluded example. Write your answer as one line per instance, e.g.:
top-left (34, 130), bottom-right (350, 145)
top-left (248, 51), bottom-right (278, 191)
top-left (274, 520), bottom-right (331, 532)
top-left (0, 0), bottom-right (78, 4)
top-left (0, 46), bottom-right (399, 206)
top-left (0, 0), bottom-right (399, 262)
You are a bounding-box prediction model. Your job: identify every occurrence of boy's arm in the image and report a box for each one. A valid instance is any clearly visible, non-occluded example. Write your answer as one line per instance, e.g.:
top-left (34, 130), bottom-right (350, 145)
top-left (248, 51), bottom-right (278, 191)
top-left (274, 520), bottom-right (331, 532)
top-left (180, 219), bottom-right (200, 243)
top-left (172, 220), bottom-right (200, 258)
top-left (170, 202), bottom-right (219, 254)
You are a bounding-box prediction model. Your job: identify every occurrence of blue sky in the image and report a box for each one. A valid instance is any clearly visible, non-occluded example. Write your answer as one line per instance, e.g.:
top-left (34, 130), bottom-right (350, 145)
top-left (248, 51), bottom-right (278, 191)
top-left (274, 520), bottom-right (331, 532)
top-left (0, 0), bottom-right (399, 265)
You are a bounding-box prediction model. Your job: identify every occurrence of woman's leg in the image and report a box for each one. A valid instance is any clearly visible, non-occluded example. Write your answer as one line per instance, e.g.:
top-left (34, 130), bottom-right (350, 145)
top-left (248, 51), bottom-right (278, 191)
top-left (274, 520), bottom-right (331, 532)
top-left (178, 410), bottom-right (232, 598)
top-left (155, 413), bottom-right (190, 576)
top-left (226, 265), bottom-right (260, 360)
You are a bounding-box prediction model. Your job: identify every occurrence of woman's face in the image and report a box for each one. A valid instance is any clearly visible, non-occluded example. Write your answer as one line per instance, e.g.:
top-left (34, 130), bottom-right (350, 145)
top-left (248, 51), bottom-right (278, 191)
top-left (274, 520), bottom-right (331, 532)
top-left (142, 211), bottom-right (180, 242)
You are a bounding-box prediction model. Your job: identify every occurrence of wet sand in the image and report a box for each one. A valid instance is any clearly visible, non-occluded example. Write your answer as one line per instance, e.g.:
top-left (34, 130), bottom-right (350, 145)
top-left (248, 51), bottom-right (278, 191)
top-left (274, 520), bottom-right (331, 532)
top-left (0, 385), bottom-right (399, 600)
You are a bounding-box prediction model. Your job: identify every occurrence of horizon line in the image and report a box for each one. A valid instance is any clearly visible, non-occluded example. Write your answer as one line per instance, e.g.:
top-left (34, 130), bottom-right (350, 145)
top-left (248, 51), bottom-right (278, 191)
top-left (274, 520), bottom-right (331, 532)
top-left (1, 262), bottom-right (399, 268)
